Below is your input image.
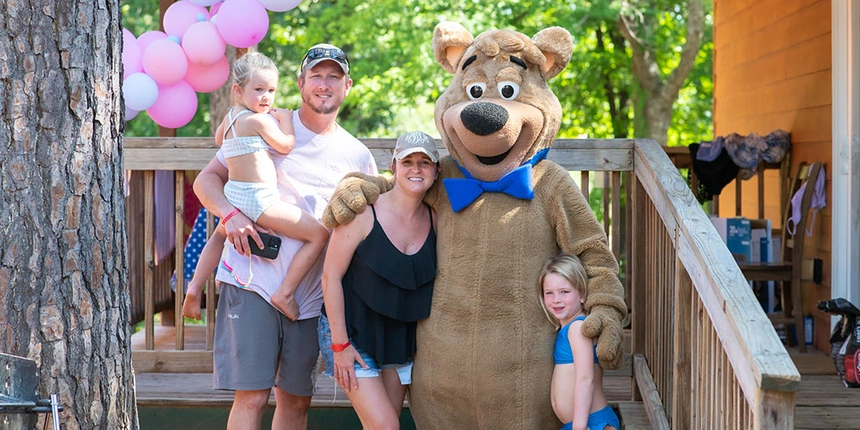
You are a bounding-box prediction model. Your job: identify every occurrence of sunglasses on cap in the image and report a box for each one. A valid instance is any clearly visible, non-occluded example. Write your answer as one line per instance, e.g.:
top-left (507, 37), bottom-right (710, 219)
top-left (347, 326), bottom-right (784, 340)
top-left (300, 47), bottom-right (349, 72)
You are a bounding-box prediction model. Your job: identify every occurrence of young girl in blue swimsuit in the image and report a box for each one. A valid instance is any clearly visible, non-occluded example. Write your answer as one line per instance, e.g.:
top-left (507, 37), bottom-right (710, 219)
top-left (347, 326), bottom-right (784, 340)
top-left (538, 253), bottom-right (620, 430)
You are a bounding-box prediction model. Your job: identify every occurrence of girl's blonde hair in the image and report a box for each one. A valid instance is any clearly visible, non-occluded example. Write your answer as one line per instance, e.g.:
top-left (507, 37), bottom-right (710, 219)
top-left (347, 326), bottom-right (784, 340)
top-left (230, 52), bottom-right (278, 105)
top-left (232, 52), bottom-right (278, 88)
top-left (537, 253), bottom-right (588, 329)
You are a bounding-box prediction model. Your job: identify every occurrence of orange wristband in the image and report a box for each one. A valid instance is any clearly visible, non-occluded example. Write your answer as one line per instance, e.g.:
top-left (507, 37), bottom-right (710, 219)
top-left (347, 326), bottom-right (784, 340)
top-left (221, 208), bottom-right (241, 226)
top-left (330, 341), bottom-right (350, 352)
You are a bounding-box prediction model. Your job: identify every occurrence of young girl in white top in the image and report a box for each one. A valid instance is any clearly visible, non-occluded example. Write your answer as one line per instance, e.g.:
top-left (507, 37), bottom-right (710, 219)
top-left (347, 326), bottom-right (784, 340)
top-left (538, 253), bottom-right (620, 430)
top-left (182, 52), bottom-right (328, 320)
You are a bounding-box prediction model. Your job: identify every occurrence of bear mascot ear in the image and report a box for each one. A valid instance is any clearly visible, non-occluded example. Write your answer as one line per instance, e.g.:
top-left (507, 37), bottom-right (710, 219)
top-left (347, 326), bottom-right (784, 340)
top-left (432, 22), bottom-right (474, 74)
top-left (532, 27), bottom-right (573, 79)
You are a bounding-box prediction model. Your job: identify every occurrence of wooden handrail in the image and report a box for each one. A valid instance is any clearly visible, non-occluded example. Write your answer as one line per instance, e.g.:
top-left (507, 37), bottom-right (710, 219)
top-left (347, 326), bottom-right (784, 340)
top-left (631, 138), bottom-right (799, 428)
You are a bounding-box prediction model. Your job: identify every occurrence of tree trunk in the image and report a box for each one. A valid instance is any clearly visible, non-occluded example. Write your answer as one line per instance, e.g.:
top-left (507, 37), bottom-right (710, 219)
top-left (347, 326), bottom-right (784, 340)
top-left (618, 0), bottom-right (706, 145)
top-left (209, 47), bottom-right (246, 137)
top-left (0, 1), bottom-right (138, 429)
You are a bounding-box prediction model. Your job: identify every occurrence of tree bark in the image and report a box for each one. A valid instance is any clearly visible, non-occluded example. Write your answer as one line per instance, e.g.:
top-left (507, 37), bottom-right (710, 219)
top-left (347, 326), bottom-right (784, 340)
top-left (595, 25), bottom-right (632, 138)
top-left (0, 1), bottom-right (138, 429)
top-left (209, 47), bottom-right (246, 137)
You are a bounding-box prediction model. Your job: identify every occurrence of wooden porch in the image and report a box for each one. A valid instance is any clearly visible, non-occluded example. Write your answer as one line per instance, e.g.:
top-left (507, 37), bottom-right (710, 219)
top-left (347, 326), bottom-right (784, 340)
top-left (132, 325), bottom-right (859, 429)
top-left (124, 137), bottom-right (858, 428)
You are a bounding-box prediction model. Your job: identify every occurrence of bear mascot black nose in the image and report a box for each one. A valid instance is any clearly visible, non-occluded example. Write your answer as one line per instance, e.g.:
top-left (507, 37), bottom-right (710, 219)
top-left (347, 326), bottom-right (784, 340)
top-left (461, 102), bottom-right (508, 136)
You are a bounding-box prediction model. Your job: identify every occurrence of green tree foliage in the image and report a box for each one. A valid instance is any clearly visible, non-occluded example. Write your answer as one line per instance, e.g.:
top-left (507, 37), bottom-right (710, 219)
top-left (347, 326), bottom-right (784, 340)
top-left (121, 0), bottom-right (712, 146)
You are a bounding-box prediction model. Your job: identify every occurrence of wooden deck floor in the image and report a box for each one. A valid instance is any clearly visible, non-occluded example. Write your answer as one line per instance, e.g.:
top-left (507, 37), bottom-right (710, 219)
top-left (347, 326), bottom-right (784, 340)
top-left (133, 325), bottom-right (860, 429)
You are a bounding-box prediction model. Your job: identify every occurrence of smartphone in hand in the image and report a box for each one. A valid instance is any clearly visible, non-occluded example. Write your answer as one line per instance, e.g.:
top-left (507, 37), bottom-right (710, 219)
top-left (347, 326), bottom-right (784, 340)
top-left (248, 232), bottom-right (281, 260)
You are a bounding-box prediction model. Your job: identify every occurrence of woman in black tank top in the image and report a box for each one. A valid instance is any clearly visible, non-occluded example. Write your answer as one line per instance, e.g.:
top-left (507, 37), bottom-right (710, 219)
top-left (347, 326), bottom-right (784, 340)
top-left (318, 131), bottom-right (441, 428)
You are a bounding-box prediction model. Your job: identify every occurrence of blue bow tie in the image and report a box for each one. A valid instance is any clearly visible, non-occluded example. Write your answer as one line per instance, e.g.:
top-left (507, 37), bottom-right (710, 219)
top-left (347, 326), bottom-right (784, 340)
top-left (443, 148), bottom-right (550, 213)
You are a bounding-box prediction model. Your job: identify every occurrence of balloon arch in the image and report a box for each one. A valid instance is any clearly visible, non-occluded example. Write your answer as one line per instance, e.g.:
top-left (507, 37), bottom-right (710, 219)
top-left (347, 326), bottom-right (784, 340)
top-left (122, 0), bottom-right (302, 128)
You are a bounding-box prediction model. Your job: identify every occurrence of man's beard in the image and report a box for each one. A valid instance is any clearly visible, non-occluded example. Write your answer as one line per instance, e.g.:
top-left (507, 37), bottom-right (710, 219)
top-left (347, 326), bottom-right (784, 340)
top-left (303, 93), bottom-right (339, 115)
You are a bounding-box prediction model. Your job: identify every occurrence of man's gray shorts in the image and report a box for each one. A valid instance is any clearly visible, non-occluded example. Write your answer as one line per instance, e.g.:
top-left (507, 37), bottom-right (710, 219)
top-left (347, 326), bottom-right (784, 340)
top-left (214, 284), bottom-right (320, 396)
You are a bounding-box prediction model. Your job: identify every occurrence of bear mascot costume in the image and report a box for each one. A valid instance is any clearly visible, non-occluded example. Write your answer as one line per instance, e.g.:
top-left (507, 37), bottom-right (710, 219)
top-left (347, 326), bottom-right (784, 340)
top-left (323, 22), bottom-right (627, 429)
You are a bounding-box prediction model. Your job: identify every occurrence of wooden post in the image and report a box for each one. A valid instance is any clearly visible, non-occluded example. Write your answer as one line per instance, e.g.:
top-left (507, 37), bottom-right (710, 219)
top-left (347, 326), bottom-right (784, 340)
top-left (671, 234), bottom-right (692, 430)
top-left (611, 171), bottom-right (622, 263)
top-left (206, 211), bottom-right (217, 350)
top-left (144, 170), bottom-right (155, 350)
top-left (630, 174), bottom-right (647, 401)
top-left (580, 171), bottom-right (589, 200)
top-left (175, 170), bottom-right (186, 350)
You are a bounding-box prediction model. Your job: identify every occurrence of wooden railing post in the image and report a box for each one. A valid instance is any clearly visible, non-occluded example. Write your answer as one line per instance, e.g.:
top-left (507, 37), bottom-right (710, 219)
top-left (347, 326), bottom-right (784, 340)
top-left (144, 170), bottom-right (155, 350)
top-left (630, 173), bottom-right (646, 402)
top-left (174, 170), bottom-right (186, 350)
top-left (755, 389), bottom-right (794, 429)
top-left (672, 244), bottom-right (692, 428)
top-left (206, 211), bottom-right (217, 350)
top-left (611, 171), bottom-right (622, 264)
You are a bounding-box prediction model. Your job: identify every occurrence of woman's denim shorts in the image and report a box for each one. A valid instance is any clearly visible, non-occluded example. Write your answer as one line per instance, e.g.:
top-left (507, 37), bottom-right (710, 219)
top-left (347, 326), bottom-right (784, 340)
top-left (317, 313), bottom-right (412, 385)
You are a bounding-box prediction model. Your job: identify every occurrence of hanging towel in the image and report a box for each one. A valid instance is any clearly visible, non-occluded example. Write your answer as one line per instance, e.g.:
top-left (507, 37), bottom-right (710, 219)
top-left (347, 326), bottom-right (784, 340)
top-left (786, 165), bottom-right (826, 237)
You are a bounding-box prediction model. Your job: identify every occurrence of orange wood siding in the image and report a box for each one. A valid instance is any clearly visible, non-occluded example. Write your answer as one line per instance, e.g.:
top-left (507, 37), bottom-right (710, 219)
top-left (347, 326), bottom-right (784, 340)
top-left (714, 0), bottom-right (832, 350)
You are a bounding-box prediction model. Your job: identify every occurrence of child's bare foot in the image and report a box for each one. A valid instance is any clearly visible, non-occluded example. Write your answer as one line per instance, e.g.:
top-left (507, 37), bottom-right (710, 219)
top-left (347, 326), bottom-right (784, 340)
top-left (182, 287), bottom-right (203, 320)
top-left (271, 292), bottom-right (300, 321)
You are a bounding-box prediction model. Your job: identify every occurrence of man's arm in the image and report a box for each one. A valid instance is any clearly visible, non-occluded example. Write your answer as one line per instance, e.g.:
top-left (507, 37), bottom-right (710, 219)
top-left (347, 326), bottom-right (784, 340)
top-left (193, 156), bottom-right (261, 256)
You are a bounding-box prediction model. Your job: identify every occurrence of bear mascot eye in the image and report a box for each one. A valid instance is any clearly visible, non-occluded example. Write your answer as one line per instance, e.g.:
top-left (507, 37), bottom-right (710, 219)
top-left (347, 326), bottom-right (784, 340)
top-left (497, 81), bottom-right (520, 100)
top-left (467, 83), bottom-right (486, 100)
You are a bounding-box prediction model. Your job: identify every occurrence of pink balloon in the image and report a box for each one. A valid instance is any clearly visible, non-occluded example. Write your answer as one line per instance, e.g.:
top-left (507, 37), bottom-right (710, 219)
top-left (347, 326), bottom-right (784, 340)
top-left (147, 81), bottom-right (199, 129)
top-left (215, 0), bottom-right (269, 48)
top-left (163, 1), bottom-right (210, 38)
top-left (122, 28), bottom-right (142, 79)
top-left (142, 38), bottom-right (189, 85)
top-left (185, 56), bottom-right (230, 93)
top-left (137, 30), bottom-right (167, 53)
top-left (182, 21), bottom-right (226, 66)
top-left (209, 2), bottom-right (222, 15)
top-left (257, 0), bottom-right (302, 12)
top-left (190, 0), bottom-right (221, 6)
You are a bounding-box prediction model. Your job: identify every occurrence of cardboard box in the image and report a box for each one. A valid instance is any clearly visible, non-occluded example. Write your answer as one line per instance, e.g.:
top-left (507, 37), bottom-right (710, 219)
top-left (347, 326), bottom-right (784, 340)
top-left (749, 219), bottom-right (772, 263)
top-left (710, 216), bottom-right (751, 262)
top-left (749, 219), bottom-right (775, 312)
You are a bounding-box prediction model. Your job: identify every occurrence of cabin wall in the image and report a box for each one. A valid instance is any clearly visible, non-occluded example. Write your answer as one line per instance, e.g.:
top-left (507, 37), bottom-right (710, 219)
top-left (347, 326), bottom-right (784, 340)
top-left (714, 0), bottom-right (832, 350)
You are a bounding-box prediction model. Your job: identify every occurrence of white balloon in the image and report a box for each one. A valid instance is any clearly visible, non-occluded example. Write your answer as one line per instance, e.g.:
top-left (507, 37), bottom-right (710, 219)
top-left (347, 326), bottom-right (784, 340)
top-left (125, 106), bottom-right (139, 121)
top-left (123, 73), bottom-right (159, 111)
top-left (257, 0), bottom-right (302, 12)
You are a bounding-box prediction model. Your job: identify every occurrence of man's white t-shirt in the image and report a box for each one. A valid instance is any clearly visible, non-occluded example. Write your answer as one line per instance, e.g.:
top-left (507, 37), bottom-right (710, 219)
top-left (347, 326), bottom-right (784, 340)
top-left (214, 110), bottom-right (378, 319)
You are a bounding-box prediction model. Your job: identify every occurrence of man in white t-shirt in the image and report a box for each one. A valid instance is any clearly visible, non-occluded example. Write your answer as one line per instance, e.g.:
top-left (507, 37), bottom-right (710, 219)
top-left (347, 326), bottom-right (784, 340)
top-left (194, 44), bottom-right (378, 430)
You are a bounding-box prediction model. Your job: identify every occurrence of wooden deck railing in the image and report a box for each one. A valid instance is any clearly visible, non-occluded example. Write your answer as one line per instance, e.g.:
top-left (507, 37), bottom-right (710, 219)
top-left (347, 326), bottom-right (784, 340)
top-left (123, 137), bottom-right (799, 428)
top-left (629, 140), bottom-right (800, 428)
